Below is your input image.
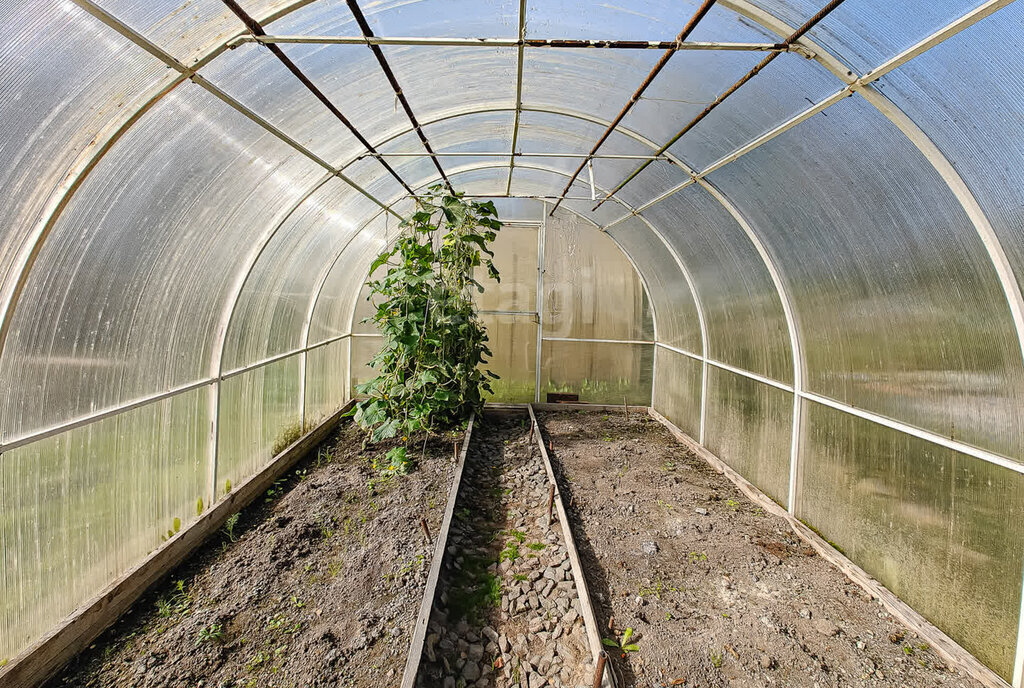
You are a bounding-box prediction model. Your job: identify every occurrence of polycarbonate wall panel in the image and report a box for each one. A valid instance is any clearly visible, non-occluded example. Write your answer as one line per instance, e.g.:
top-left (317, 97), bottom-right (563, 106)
top-left (707, 95), bottom-right (1024, 461)
top-left (744, 0), bottom-right (979, 75)
top-left (98, 0), bottom-right (244, 64)
top-left (216, 355), bottom-right (302, 493)
top-left (1, 386), bottom-right (209, 662)
top-left (476, 224), bottom-right (538, 313)
top-left (311, 220), bottom-right (390, 342)
top-left (199, 42), bottom-right (364, 167)
top-left (652, 346), bottom-right (702, 440)
top-left (351, 335), bottom-right (384, 395)
top-left (798, 401), bottom-right (1024, 680)
top-left (269, 0), bottom-right (516, 39)
top-left (222, 178), bottom-right (377, 370)
top-left (0, 2), bottom-right (166, 296)
top-left (304, 338), bottom-right (350, 426)
top-left (544, 212), bottom-right (653, 341)
top-left (875, 5), bottom-right (1024, 297)
top-left (607, 218), bottom-right (702, 353)
top-left (481, 314), bottom-right (536, 403)
top-left (0, 84), bottom-right (322, 443)
top-left (703, 367), bottom-right (792, 505)
top-left (642, 185), bottom-right (792, 383)
top-left (541, 341), bottom-right (653, 405)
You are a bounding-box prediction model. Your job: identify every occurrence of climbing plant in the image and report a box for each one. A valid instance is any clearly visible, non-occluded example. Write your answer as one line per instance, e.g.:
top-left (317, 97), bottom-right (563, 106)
top-left (351, 185), bottom-right (501, 458)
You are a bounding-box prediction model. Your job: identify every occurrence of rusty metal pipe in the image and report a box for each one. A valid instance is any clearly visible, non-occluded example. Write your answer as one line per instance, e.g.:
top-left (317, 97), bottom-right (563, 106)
top-left (592, 651), bottom-right (608, 688)
top-left (345, 0), bottom-right (455, 194)
top-left (547, 483), bottom-right (556, 526)
top-left (548, 0), bottom-right (717, 216)
top-left (594, 0), bottom-right (848, 209)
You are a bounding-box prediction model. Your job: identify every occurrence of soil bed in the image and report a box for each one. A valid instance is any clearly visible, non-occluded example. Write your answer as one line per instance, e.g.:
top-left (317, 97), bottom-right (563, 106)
top-left (536, 409), bottom-right (983, 688)
top-left (54, 420), bottom-right (460, 688)
top-left (417, 412), bottom-right (592, 688)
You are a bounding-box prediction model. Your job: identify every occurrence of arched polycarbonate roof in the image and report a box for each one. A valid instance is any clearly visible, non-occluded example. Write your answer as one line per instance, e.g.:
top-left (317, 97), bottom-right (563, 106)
top-left (2, 0), bottom-right (1024, 683)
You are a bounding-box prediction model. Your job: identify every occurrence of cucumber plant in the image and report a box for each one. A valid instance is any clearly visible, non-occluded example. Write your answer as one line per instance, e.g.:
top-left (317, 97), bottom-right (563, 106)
top-left (351, 186), bottom-right (501, 464)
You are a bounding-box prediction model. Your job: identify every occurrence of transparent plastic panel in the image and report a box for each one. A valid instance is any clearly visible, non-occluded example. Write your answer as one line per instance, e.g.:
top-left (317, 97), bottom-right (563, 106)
top-left (351, 335), bottom-right (384, 394)
top-left (707, 95), bottom-right (1024, 461)
top-left (798, 400), bottom-right (1024, 680)
top-left (217, 354), bottom-right (302, 492)
top-left (742, 0), bottom-right (980, 75)
top-left (0, 84), bottom-right (323, 443)
top-left (223, 177), bottom-right (377, 370)
top-left (515, 110), bottom-right (667, 204)
top-left (481, 313), bottom-right (536, 403)
top-left (704, 367), bottom-right (792, 505)
top-left (97, 0), bottom-right (245, 64)
top-left (476, 224), bottom-right (538, 313)
top-left (269, 0), bottom-right (517, 39)
top-left (0, 2), bottom-right (167, 301)
top-left (310, 217), bottom-right (391, 343)
top-left (606, 217), bottom-right (702, 353)
top-left (525, 0), bottom-right (777, 43)
top-left (652, 346), bottom-right (702, 440)
top-left (642, 185), bottom-right (793, 383)
top-left (875, 5), bottom-right (1024, 302)
top-left (379, 45), bottom-right (518, 122)
top-left (198, 41), bottom-right (364, 167)
top-left (0, 386), bottom-right (209, 662)
top-left (521, 49), bottom-right (661, 134)
top-left (304, 338), bottom-right (350, 427)
top-left (665, 52), bottom-right (843, 171)
top-left (541, 341), bottom-right (653, 405)
top-left (543, 212), bottom-right (653, 341)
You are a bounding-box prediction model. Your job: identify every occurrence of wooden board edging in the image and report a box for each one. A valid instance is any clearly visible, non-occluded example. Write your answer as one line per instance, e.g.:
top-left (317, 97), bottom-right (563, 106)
top-left (648, 406), bottom-right (1011, 688)
top-left (528, 404), bottom-right (615, 688)
top-left (0, 401), bottom-right (354, 688)
top-left (399, 413), bottom-right (476, 688)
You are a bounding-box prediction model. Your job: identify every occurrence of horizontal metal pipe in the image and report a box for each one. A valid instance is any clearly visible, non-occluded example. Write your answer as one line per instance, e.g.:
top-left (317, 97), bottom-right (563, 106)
top-left (362, 151), bottom-right (670, 160)
top-left (236, 34), bottom-right (787, 51)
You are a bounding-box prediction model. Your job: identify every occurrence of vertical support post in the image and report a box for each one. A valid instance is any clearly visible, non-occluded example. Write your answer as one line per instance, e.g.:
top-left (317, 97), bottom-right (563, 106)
top-left (535, 202), bottom-right (547, 403)
top-left (207, 381), bottom-right (220, 510)
top-left (1015, 566), bottom-right (1024, 687)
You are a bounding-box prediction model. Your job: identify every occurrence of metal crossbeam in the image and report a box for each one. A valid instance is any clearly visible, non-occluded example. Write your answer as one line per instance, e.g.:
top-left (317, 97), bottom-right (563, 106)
top-left (220, 0), bottom-right (416, 195)
top-left (506, 0), bottom-right (528, 195)
top-left (548, 0), bottom-right (718, 215)
top-left (594, 0), bottom-right (847, 209)
top-left (345, 0), bottom-right (454, 193)
top-left (231, 35), bottom-right (788, 51)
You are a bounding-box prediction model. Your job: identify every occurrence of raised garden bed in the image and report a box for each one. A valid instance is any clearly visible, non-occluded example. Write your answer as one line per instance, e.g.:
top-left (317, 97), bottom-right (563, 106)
top-left (535, 408), bottom-right (984, 688)
top-left (416, 411), bottom-right (593, 688)
top-left (53, 420), bottom-right (462, 688)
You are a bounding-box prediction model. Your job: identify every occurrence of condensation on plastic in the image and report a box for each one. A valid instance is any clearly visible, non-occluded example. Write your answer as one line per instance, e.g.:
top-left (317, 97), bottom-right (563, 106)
top-left (874, 5), bottom-right (1024, 310)
top-left (481, 313), bottom-right (536, 403)
top-left (704, 366), bottom-right (792, 505)
top-left (652, 346), bottom-right (702, 440)
top-left (0, 2), bottom-right (167, 307)
top-left (543, 211), bottom-right (653, 341)
top-left (743, 0), bottom-right (979, 76)
top-left (0, 385), bottom-right (209, 662)
top-left (707, 95), bottom-right (1024, 461)
top-left (606, 217), bottom-right (702, 353)
top-left (304, 338), bottom-right (350, 426)
top-left (0, 84), bottom-right (323, 443)
top-left (798, 399), bottom-right (1024, 681)
top-left (641, 184), bottom-right (793, 383)
top-left (216, 354), bottom-right (302, 493)
top-left (540, 341), bottom-right (653, 405)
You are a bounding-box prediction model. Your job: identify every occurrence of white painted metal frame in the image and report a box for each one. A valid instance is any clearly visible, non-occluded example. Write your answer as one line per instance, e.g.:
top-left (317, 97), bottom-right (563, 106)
top-left (235, 34), bottom-right (789, 51)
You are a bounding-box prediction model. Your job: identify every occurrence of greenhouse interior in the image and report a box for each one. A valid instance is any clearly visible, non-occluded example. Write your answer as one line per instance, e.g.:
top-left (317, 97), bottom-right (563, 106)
top-left (1, 0), bottom-right (1023, 686)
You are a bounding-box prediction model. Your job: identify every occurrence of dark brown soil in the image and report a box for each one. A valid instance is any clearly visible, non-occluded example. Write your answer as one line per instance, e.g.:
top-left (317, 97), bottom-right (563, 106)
top-left (53, 421), bottom-right (460, 688)
top-left (536, 409), bottom-right (984, 688)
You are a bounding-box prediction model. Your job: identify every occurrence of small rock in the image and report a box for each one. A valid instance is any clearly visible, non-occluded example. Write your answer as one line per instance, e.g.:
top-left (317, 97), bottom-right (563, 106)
top-left (641, 541), bottom-right (659, 555)
top-left (695, 507), bottom-right (708, 516)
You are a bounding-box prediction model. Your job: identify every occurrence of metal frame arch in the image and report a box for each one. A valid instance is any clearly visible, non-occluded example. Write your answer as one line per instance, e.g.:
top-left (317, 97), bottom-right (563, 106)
top-left (0, 0), bottom-right (393, 369)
